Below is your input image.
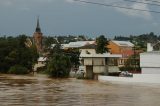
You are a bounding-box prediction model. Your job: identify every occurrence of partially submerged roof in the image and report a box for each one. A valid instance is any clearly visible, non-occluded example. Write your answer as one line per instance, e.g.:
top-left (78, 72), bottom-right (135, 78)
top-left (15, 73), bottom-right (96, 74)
top-left (111, 40), bottom-right (134, 47)
top-left (38, 57), bottom-right (47, 62)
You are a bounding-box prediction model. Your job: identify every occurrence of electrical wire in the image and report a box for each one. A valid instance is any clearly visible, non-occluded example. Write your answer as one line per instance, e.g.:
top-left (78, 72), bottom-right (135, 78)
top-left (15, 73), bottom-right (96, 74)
top-left (144, 0), bottom-right (160, 4)
top-left (124, 0), bottom-right (160, 7)
top-left (73, 0), bottom-right (160, 14)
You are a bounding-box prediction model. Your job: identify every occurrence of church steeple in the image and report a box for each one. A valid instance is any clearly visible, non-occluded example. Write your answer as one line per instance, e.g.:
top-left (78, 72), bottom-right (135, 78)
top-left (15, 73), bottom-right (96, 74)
top-left (35, 17), bottom-right (41, 33)
top-left (33, 16), bottom-right (43, 53)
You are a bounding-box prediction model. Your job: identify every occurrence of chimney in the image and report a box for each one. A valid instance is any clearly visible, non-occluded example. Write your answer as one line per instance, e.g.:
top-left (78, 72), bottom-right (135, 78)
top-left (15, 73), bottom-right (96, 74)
top-left (147, 43), bottom-right (153, 52)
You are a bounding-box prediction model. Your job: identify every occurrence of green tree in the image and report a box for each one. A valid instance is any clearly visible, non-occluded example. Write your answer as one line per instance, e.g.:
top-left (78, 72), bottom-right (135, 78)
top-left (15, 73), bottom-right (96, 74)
top-left (65, 49), bottom-right (80, 68)
top-left (96, 35), bottom-right (109, 54)
top-left (0, 35), bottom-right (38, 73)
top-left (8, 65), bottom-right (29, 75)
top-left (44, 36), bottom-right (57, 48)
top-left (49, 43), bottom-right (62, 56)
top-left (47, 53), bottom-right (71, 78)
top-left (120, 54), bottom-right (141, 72)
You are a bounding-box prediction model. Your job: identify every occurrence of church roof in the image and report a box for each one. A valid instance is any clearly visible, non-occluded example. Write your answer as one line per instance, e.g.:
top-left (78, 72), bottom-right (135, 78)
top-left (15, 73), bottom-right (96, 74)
top-left (35, 17), bottom-right (41, 33)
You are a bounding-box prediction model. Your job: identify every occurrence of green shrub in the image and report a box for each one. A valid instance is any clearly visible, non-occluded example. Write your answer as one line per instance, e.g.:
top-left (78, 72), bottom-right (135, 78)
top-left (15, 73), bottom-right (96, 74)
top-left (8, 65), bottom-right (29, 75)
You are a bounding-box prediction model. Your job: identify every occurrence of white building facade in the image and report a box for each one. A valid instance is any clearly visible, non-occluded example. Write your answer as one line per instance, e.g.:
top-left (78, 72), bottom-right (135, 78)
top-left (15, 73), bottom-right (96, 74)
top-left (79, 48), bottom-right (121, 79)
top-left (140, 42), bottom-right (160, 74)
top-left (140, 51), bottom-right (160, 74)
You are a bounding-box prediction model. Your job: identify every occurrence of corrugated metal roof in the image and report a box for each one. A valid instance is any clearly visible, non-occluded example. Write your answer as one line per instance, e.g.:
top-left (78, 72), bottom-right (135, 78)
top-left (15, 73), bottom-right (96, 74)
top-left (51, 41), bottom-right (95, 49)
top-left (112, 40), bottom-right (134, 47)
top-left (68, 41), bottom-right (95, 48)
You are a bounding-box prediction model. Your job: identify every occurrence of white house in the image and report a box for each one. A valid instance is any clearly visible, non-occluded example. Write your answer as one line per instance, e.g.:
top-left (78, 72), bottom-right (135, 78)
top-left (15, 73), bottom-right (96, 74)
top-left (140, 51), bottom-right (160, 74)
top-left (79, 44), bottom-right (121, 79)
top-left (140, 42), bottom-right (160, 74)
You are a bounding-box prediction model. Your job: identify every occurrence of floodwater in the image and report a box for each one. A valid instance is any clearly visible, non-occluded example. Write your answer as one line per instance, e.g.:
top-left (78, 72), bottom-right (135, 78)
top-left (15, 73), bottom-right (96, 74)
top-left (0, 74), bottom-right (160, 106)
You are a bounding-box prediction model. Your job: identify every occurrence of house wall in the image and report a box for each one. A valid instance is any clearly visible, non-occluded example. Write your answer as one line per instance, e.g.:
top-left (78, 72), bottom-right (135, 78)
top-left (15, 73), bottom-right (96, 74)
top-left (93, 58), bottom-right (105, 65)
top-left (107, 41), bottom-right (135, 67)
top-left (140, 53), bottom-right (160, 68)
top-left (83, 58), bottom-right (107, 79)
top-left (107, 41), bottom-right (133, 54)
top-left (93, 66), bottom-right (107, 74)
top-left (107, 41), bottom-right (120, 54)
top-left (140, 53), bottom-right (160, 74)
top-left (84, 58), bottom-right (93, 65)
top-left (84, 58), bottom-right (106, 66)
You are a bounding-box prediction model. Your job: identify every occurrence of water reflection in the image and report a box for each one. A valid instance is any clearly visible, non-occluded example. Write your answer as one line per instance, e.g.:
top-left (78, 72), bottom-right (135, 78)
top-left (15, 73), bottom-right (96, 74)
top-left (0, 74), bottom-right (160, 106)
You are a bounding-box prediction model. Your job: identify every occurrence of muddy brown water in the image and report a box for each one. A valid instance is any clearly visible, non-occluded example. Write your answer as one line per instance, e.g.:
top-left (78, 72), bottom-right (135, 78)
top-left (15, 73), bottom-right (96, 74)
top-left (0, 74), bottom-right (160, 106)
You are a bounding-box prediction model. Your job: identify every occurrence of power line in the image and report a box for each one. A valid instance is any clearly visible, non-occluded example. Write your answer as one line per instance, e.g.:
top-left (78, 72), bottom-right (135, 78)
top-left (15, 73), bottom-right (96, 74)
top-left (73, 0), bottom-right (160, 14)
top-left (144, 0), bottom-right (160, 4)
top-left (124, 0), bottom-right (160, 7)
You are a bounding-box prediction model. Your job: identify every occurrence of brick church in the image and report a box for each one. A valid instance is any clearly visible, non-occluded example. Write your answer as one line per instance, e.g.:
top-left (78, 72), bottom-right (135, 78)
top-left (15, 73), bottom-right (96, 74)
top-left (33, 17), bottom-right (43, 53)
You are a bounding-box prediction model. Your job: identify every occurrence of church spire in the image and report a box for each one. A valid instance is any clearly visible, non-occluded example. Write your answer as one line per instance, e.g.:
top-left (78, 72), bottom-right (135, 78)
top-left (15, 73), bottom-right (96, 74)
top-left (35, 16), bottom-right (41, 33)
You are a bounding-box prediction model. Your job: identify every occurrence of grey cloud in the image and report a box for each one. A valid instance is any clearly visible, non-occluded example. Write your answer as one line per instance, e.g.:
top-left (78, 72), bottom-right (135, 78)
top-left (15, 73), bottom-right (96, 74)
top-left (65, 0), bottom-right (152, 20)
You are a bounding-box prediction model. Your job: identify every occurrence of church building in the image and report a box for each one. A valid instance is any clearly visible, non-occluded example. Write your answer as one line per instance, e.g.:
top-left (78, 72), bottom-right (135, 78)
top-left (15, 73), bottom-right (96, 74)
top-left (33, 17), bottom-right (43, 53)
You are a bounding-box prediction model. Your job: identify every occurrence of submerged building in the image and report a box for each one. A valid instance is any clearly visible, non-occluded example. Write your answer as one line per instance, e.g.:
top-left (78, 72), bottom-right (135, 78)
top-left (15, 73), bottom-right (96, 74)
top-left (79, 44), bottom-right (121, 79)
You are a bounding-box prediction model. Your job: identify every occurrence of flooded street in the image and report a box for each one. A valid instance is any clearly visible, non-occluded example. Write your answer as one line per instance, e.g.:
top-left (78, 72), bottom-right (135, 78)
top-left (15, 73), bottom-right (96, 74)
top-left (0, 74), bottom-right (160, 106)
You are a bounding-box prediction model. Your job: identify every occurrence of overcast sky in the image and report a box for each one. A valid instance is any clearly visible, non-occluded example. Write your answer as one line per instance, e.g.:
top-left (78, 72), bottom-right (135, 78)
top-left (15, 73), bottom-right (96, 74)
top-left (0, 0), bottom-right (160, 38)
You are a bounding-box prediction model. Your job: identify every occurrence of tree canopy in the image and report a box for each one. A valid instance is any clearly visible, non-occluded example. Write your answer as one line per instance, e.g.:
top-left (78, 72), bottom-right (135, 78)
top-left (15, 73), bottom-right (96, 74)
top-left (46, 43), bottom-right (71, 77)
top-left (114, 32), bottom-right (160, 51)
top-left (47, 53), bottom-right (71, 77)
top-left (96, 35), bottom-right (109, 54)
top-left (0, 35), bottom-right (38, 73)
